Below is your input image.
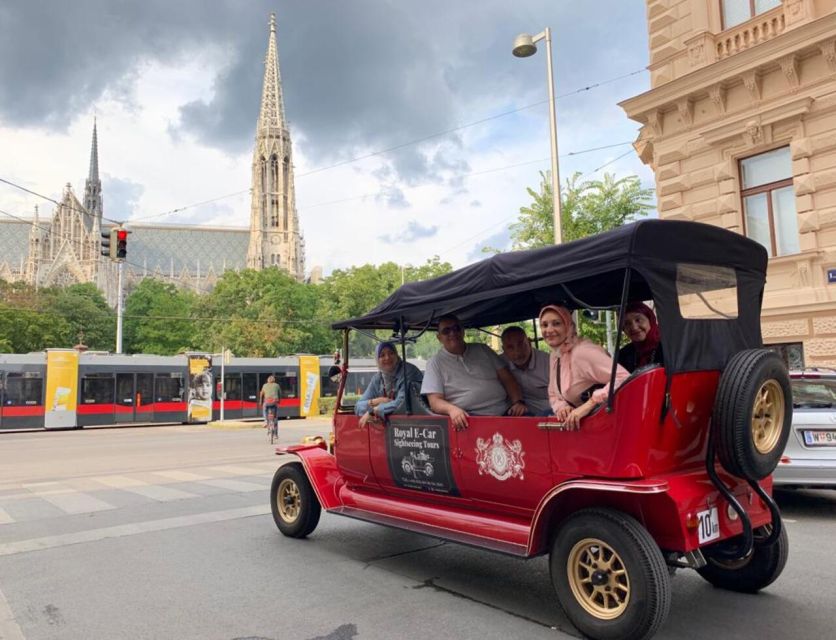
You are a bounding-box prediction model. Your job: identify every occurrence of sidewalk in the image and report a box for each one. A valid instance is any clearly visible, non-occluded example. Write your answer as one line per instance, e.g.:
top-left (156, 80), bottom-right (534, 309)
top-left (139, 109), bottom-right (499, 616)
top-left (206, 416), bottom-right (333, 431)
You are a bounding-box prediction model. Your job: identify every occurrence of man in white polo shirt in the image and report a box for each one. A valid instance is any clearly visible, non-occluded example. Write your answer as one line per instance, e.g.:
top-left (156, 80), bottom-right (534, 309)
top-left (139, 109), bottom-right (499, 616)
top-left (500, 326), bottom-right (551, 415)
top-left (421, 315), bottom-right (526, 428)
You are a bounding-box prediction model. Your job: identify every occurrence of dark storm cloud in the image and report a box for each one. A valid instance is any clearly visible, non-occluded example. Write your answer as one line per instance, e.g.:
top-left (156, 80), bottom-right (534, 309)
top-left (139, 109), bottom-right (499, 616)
top-left (0, 1), bottom-right (648, 183)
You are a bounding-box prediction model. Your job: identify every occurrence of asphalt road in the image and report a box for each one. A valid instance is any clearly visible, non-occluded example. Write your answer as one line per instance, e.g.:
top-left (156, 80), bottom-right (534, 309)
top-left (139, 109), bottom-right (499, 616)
top-left (0, 421), bottom-right (834, 640)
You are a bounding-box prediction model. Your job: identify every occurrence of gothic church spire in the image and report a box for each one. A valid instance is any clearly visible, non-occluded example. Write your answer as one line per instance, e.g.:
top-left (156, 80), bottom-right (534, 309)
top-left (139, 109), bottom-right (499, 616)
top-left (83, 118), bottom-right (103, 228)
top-left (246, 13), bottom-right (304, 280)
top-left (258, 13), bottom-right (287, 132)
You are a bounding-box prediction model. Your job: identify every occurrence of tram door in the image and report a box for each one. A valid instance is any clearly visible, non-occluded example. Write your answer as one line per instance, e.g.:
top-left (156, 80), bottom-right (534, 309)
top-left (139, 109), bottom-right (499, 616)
top-left (116, 373), bottom-right (137, 423)
top-left (136, 373), bottom-right (153, 423)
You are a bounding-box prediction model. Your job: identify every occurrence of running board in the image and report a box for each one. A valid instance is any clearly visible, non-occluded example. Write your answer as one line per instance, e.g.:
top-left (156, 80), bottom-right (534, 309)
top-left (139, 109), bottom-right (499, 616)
top-left (329, 486), bottom-right (531, 557)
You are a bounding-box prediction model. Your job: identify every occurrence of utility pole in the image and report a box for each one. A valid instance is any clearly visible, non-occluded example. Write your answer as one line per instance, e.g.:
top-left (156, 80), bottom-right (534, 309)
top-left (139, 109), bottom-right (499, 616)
top-left (116, 261), bottom-right (124, 353)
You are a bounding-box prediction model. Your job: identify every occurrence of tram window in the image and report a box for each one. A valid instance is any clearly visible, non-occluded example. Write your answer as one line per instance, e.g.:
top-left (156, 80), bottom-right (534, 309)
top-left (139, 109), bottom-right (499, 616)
top-left (242, 373), bottom-right (258, 401)
top-left (81, 374), bottom-right (115, 404)
top-left (320, 371), bottom-right (339, 398)
top-left (225, 375), bottom-right (242, 401)
top-left (4, 373), bottom-right (43, 406)
top-left (346, 371), bottom-right (376, 396)
top-left (278, 372), bottom-right (297, 399)
top-left (155, 374), bottom-right (184, 402)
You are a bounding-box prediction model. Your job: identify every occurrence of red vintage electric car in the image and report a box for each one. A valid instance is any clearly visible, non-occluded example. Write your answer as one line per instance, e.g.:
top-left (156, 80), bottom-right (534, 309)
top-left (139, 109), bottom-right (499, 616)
top-left (270, 220), bottom-right (791, 640)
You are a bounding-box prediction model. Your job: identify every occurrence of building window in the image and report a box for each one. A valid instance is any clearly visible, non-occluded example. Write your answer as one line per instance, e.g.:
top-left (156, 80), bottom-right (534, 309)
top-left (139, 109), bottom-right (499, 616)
top-left (722, 0), bottom-right (781, 29)
top-left (740, 146), bottom-right (799, 257)
top-left (765, 342), bottom-right (804, 370)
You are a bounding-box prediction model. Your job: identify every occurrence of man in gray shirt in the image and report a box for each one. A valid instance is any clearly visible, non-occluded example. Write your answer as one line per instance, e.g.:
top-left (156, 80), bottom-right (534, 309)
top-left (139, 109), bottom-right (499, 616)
top-left (500, 326), bottom-right (551, 415)
top-left (421, 315), bottom-right (526, 428)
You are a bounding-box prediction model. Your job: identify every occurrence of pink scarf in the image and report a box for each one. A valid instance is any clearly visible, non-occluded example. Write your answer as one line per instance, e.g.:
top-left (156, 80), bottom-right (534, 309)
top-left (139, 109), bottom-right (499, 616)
top-left (539, 304), bottom-right (580, 388)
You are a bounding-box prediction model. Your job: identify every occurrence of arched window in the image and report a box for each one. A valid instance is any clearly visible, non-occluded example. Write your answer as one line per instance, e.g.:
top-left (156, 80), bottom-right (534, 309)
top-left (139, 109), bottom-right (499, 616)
top-left (283, 157), bottom-right (290, 229)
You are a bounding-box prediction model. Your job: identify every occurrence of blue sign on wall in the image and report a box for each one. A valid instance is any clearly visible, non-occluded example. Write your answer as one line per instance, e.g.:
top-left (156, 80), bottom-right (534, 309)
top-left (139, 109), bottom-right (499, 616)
top-left (829, 269), bottom-right (836, 284)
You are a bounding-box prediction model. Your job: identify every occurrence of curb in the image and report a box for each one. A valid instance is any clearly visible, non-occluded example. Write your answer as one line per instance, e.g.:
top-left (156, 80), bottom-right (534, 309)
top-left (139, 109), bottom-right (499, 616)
top-left (205, 420), bottom-right (262, 431)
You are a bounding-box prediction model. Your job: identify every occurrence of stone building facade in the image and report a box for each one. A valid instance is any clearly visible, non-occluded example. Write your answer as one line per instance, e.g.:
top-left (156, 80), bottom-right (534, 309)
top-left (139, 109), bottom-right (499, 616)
top-left (621, 0), bottom-right (836, 367)
top-left (0, 14), bottom-right (304, 300)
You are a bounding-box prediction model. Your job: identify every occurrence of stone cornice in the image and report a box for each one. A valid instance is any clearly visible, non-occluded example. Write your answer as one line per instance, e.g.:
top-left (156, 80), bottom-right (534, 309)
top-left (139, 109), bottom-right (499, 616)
top-left (699, 96), bottom-right (813, 145)
top-left (621, 13), bottom-right (836, 121)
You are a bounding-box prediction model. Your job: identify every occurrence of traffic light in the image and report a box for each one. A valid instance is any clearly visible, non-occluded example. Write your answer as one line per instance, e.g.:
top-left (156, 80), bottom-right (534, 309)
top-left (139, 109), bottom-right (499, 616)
top-left (115, 228), bottom-right (129, 261)
top-left (100, 231), bottom-right (112, 258)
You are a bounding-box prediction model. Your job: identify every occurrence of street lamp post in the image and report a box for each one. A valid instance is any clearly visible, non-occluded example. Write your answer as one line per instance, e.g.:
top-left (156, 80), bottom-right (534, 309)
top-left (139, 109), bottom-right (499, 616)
top-left (513, 28), bottom-right (562, 245)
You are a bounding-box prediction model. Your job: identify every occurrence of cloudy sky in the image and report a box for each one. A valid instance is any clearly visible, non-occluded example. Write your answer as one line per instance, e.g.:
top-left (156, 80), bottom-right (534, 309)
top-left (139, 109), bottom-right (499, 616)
top-left (0, 0), bottom-right (652, 274)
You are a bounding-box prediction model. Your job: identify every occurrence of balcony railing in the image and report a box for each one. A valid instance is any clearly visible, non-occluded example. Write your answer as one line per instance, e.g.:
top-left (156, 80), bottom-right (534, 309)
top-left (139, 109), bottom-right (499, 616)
top-left (716, 8), bottom-right (785, 60)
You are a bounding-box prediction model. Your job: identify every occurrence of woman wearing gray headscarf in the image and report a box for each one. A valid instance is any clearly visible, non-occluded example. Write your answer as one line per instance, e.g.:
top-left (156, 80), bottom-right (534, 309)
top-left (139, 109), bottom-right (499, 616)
top-left (356, 342), bottom-right (423, 427)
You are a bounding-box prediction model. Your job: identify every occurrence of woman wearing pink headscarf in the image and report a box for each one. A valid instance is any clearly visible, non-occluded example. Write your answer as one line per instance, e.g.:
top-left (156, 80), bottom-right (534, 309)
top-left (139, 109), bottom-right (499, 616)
top-left (539, 304), bottom-right (630, 429)
top-left (618, 302), bottom-right (664, 373)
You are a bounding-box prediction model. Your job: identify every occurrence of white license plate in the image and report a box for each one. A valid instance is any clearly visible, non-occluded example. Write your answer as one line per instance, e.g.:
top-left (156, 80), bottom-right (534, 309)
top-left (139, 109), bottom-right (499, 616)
top-left (697, 506), bottom-right (720, 545)
top-left (804, 430), bottom-right (836, 446)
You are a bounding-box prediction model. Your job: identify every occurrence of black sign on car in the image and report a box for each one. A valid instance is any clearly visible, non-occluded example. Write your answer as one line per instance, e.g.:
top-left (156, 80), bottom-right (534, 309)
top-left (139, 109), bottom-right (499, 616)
top-left (387, 417), bottom-right (458, 494)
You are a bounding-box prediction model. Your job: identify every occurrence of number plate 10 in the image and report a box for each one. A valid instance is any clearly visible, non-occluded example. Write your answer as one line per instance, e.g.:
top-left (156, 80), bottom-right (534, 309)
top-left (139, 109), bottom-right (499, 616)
top-left (697, 506), bottom-right (720, 545)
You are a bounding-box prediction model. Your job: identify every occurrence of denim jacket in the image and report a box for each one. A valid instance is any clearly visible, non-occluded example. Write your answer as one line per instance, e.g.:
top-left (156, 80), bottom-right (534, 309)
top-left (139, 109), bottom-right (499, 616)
top-left (355, 361), bottom-right (424, 417)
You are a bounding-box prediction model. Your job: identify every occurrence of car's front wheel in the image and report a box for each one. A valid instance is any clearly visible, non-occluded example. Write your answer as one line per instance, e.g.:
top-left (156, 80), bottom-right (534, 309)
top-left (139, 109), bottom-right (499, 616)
top-left (270, 463), bottom-right (321, 538)
top-left (551, 508), bottom-right (671, 640)
top-left (697, 524), bottom-right (788, 593)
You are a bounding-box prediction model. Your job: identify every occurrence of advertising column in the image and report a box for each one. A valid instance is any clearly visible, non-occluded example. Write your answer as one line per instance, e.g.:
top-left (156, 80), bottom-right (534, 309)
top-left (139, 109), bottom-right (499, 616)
top-left (187, 355), bottom-right (213, 423)
top-left (44, 349), bottom-right (79, 429)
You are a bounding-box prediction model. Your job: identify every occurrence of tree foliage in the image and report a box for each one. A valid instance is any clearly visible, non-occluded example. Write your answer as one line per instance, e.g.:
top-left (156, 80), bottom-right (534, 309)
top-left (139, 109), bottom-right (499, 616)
top-left (511, 171), bottom-right (653, 249)
top-left (123, 279), bottom-right (197, 355)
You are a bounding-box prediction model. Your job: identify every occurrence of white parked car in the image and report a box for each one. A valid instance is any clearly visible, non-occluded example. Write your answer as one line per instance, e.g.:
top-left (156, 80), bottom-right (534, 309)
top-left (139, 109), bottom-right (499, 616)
top-left (774, 371), bottom-right (836, 488)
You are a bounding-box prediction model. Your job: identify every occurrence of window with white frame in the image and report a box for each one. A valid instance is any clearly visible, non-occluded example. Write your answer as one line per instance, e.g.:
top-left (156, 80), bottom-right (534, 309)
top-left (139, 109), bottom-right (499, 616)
top-left (740, 147), bottom-right (799, 257)
top-left (722, 0), bottom-right (782, 29)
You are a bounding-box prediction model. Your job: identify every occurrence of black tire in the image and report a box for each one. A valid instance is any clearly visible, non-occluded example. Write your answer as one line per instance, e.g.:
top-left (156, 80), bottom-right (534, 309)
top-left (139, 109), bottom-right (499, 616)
top-left (712, 349), bottom-right (792, 480)
top-left (550, 508), bottom-right (671, 640)
top-left (270, 463), bottom-right (321, 538)
top-left (697, 524), bottom-right (788, 593)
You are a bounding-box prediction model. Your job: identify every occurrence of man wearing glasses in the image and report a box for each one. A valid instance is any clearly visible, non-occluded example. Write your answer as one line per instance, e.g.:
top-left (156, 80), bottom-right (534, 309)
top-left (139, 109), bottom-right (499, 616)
top-left (421, 315), bottom-right (526, 429)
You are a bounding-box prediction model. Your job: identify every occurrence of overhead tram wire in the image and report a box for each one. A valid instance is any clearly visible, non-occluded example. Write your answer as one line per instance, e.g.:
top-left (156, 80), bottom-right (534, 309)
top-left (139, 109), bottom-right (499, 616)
top-left (434, 144), bottom-right (642, 259)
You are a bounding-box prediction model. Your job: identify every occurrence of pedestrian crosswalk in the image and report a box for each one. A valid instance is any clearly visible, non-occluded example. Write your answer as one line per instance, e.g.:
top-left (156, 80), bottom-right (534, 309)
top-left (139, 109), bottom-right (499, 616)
top-left (0, 460), bottom-right (281, 525)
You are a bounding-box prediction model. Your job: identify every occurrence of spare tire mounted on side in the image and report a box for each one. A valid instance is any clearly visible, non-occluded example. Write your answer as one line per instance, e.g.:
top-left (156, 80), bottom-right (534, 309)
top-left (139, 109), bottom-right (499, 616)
top-left (712, 349), bottom-right (792, 480)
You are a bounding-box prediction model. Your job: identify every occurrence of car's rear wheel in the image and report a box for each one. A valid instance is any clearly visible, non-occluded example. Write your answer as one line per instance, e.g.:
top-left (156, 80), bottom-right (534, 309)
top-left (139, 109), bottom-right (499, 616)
top-left (270, 463), bottom-right (321, 538)
top-left (712, 349), bottom-right (792, 480)
top-left (551, 508), bottom-right (671, 640)
top-left (697, 524), bottom-right (788, 593)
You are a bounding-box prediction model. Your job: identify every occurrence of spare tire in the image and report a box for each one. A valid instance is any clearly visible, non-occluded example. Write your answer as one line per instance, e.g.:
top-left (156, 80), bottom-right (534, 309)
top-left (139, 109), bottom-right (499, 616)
top-left (712, 349), bottom-right (791, 480)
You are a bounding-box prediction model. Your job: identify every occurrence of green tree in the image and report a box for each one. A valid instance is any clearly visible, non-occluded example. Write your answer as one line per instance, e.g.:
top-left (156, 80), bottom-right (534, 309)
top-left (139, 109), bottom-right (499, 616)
top-left (318, 257), bottom-right (453, 357)
top-left (196, 268), bottom-right (331, 357)
top-left (0, 280), bottom-right (71, 352)
top-left (511, 171), bottom-right (653, 249)
top-left (124, 279), bottom-right (198, 355)
top-left (44, 283), bottom-right (115, 350)
top-left (511, 170), bottom-right (653, 347)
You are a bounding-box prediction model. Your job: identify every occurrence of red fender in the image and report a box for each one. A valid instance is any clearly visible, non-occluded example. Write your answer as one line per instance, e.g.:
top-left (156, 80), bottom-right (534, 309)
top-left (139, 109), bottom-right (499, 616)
top-left (276, 446), bottom-right (344, 510)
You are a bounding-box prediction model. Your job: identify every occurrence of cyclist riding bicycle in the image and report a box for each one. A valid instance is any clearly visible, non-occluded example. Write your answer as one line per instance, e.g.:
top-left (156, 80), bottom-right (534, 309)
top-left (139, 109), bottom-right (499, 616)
top-left (259, 375), bottom-right (282, 429)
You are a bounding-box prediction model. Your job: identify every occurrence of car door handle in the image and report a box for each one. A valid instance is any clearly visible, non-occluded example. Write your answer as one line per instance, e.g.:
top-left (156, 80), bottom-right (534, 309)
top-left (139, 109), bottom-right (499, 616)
top-left (537, 421), bottom-right (576, 431)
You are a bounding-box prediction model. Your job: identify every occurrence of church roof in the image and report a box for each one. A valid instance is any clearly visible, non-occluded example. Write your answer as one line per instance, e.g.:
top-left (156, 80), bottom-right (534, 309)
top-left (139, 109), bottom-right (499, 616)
top-left (119, 223), bottom-right (248, 276)
top-left (0, 219), bottom-right (31, 267)
top-left (0, 218), bottom-right (248, 280)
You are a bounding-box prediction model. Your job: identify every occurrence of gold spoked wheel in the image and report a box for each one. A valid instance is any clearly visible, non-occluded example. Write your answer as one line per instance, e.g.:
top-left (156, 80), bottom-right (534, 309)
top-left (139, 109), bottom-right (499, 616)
top-left (567, 538), bottom-right (630, 620)
top-left (752, 379), bottom-right (785, 455)
top-left (277, 478), bottom-right (301, 523)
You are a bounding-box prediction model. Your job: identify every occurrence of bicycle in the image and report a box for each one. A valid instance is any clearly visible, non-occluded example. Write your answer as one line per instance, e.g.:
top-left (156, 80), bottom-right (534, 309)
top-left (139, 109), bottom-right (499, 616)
top-left (266, 405), bottom-right (279, 444)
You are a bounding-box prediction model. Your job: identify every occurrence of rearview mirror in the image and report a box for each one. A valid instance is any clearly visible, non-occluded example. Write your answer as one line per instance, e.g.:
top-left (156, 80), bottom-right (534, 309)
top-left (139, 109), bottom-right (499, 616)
top-left (328, 365), bottom-right (341, 383)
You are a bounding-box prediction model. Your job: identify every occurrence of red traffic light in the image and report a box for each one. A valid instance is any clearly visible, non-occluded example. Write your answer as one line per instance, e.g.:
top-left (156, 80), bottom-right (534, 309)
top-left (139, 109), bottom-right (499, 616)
top-left (116, 229), bottom-right (128, 241)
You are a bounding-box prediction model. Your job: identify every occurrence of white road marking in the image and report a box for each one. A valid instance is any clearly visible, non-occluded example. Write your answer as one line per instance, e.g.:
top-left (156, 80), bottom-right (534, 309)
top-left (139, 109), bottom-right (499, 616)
top-left (120, 485), bottom-right (196, 502)
top-left (23, 487), bottom-right (114, 515)
top-left (208, 465), bottom-right (269, 476)
top-left (199, 478), bottom-right (266, 493)
top-left (0, 507), bottom-right (14, 525)
top-left (152, 470), bottom-right (209, 482)
top-left (0, 583), bottom-right (25, 640)
top-left (0, 505), bottom-right (270, 558)
top-left (93, 475), bottom-right (147, 488)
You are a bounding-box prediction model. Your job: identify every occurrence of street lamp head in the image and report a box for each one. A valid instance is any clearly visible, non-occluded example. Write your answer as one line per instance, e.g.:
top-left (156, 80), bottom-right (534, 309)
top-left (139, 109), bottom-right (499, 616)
top-left (512, 33), bottom-right (537, 57)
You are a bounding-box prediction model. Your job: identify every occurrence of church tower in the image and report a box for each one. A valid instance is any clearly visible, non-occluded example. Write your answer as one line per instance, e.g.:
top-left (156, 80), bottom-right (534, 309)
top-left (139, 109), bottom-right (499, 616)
top-left (83, 118), bottom-right (103, 229)
top-left (246, 13), bottom-right (305, 280)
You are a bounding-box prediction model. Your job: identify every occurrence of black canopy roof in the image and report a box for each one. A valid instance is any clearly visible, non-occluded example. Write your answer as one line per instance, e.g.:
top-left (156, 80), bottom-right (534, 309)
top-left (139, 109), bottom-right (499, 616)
top-left (333, 220), bottom-right (767, 331)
